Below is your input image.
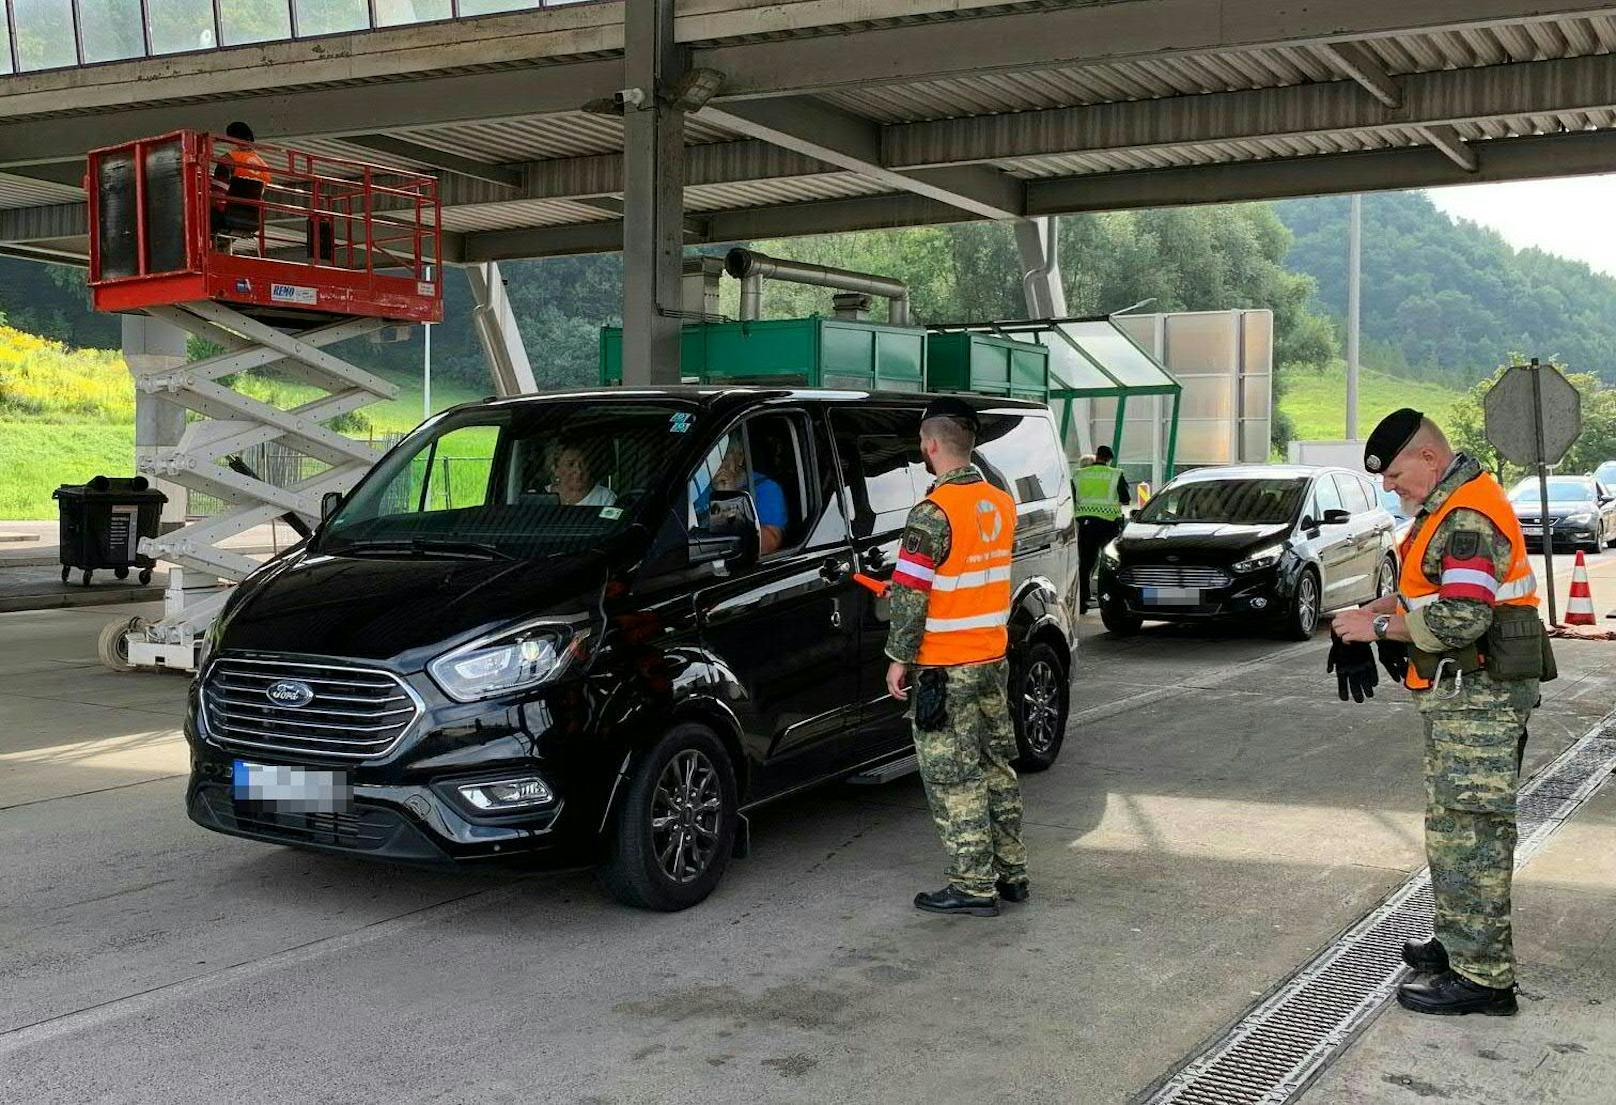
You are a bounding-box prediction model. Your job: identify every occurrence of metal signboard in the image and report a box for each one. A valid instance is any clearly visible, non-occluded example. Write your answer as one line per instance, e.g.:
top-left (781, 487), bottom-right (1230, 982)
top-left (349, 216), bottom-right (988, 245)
top-left (1484, 359), bottom-right (1583, 624)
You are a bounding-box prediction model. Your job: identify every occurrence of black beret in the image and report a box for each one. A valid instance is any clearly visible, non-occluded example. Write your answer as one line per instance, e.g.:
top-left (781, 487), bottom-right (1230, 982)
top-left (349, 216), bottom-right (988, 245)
top-left (1363, 408), bottom-right (1423, 473)
top-left (921, 396), bottom-right (979, 431)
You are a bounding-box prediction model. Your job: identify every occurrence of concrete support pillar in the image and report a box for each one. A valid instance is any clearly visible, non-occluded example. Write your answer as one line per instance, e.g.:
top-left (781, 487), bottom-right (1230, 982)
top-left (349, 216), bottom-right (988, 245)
top-left (466, 261), bottom-right (537, 397)
top-left (621, 0), bottom-right (685, 386)
top-left (124, 313), bottom-right (189, 527)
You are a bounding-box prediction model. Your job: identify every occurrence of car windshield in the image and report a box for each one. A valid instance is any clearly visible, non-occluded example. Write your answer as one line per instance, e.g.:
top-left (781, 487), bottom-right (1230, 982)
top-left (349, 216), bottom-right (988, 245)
top-left (1135, 477), bottom-right (1306, 525)
top-left (317, 401), bottom-right (695, 560)
top-left (1509, 477), bottom-right (1594, 505)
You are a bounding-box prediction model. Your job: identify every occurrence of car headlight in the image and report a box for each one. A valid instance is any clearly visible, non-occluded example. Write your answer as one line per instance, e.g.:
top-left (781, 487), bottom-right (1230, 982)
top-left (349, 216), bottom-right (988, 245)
top-left (429, 620), bottom-right (590, 703)
top-left (1563, 513), bottom-right (1593, 525)
top-left (1100, 540), bottom-right (1121, 564)
top-left (1232, 544), bottom-right (1285, 573)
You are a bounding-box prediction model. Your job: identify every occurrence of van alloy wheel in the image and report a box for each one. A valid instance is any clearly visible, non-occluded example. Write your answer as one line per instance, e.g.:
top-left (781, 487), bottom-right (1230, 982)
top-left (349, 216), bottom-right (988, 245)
top-left (651, 749), bottom-right (722, 883)
top-left (1022, 659), bottom-right (1061, 755)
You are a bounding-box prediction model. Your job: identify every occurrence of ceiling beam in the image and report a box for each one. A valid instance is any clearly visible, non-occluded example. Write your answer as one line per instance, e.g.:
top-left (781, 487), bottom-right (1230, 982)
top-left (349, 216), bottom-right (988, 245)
top-left (1419, 124), bottom-right (1481, 171)
top-left (883, 53), bottom-right (1616, 169)
top-left (700, 98), bottom-right (1023, 220)
top-left (460, 126), bottom-right (1616, 261)
top-left (1314, 41), bottom-right (1404, 108)
top-left (698, 0), bottom-right (1616, 99)
top-left (343, 135), bottom-right (523, 189)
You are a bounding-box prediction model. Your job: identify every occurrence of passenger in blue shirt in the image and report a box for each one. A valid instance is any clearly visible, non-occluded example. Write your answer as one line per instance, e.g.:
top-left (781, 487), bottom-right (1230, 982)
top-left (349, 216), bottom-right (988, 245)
top-left (696, 437), bottom-right (788, 555)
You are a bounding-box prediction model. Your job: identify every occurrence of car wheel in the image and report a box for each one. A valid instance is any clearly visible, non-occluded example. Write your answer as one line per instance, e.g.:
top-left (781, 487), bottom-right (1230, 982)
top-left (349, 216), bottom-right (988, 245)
top-left (1011, 642), bottom-right (1068, 773)
top-left (1285, 568), bottom-right (1321, 640)
top-left (1375, 555), bottom-right (1397, 600)
top-left (1100, 602), bottom-right (1142, 637)
top-left (599, 722), bottom-right (738, 911)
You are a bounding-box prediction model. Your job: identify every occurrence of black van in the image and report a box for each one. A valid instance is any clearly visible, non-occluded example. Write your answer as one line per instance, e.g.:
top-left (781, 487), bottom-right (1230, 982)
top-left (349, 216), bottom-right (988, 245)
top-left (186, 387), bottom-right (1079, 910)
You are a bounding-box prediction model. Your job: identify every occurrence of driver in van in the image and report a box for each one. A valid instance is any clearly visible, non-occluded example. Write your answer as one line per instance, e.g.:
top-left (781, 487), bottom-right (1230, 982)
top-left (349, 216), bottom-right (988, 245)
top-left (709, 435), bottom-right (787, 555)
top-left (550, 438), bottom-right (617, 507)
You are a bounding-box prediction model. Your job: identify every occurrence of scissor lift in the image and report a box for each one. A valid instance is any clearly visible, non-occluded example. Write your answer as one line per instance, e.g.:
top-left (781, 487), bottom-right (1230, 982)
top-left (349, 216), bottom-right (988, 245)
top-left (86, 130), bottom-right (443, 671)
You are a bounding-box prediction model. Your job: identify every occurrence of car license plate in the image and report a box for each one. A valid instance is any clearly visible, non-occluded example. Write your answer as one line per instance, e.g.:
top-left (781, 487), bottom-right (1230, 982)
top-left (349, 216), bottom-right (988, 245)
top-left (1143, 586), bottom-right (1201, 606)
top-left (232, 760), bottom-right (352, 812)
top-left (1522, 526), bottom-right (1542, 537)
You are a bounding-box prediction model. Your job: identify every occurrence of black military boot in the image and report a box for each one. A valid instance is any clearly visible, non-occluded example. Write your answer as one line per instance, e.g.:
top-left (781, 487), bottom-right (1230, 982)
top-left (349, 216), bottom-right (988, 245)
top-left (1402, 936), bottom-right (1450, 974)
top-left (1396, 970), bottom-right (1517, 1016)
top-left (914, 886), bottom-right (1000, 917)
top-left (996, 877), bottom-right (1030, 903)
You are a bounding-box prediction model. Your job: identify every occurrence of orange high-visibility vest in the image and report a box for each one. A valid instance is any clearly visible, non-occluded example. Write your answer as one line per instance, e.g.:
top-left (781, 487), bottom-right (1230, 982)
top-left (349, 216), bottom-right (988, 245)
top-left (1398, 470), bottom-right (1538, 690)
top-left (914, 479), bottom-right (1016, 667)
top-left (226, 148), bottom-right (272, 185)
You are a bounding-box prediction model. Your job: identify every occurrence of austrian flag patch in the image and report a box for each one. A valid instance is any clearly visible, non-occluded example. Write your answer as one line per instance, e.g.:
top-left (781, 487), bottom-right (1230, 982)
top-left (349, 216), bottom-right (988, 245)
top-left (1439, 551), bottom-right (1500, 604)
top-left (893, 547), bottom-right (936, 592)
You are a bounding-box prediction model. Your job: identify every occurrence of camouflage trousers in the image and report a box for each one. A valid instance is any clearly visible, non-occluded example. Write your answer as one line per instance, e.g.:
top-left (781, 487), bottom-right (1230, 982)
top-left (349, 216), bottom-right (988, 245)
top-left (911, 659), bottom-right (1027, 898)
top-left (1418, 670), bottom-right (1538, 989)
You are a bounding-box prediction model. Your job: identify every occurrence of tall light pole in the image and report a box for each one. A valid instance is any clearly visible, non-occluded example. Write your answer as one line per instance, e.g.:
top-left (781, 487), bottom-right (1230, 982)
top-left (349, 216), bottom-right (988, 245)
top-left (1346, 194), bottom-right (1361, 440)
top-left (422, 264), bottom-right (433, 422)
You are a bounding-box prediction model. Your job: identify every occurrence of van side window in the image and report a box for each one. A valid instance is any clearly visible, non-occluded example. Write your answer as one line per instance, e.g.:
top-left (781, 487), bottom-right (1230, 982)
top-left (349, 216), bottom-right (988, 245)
top-left (830, 408), bottom-right (929, 539)
top-left (686, 412), bottom-right (813, 557)
top-left (976, 414), bottom-right (1066, 505)
top-left (380, 424), bottom-right (500, 514)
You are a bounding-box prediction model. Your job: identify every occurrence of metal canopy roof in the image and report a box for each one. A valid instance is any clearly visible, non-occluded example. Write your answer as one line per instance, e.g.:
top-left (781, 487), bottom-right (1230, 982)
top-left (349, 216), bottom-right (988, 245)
top-left (4, 1), bottom-right (1616, 264)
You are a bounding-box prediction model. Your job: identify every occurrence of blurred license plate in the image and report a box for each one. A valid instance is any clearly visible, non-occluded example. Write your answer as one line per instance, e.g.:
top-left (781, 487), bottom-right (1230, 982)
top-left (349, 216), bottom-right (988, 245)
top-left (1143, 586), bottom-right (1201, 606)
top-left (232, 760), bottom-right (352, 812)
top-left (1522, 526), bottom-right (1542, 537)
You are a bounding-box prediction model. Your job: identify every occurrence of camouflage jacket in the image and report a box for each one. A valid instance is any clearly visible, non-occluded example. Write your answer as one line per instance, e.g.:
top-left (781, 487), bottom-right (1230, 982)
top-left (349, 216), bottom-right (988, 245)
top-left (1402, 453), bottom-right (1514, 655)
top-left (884, 465), bottom-right (982, 664)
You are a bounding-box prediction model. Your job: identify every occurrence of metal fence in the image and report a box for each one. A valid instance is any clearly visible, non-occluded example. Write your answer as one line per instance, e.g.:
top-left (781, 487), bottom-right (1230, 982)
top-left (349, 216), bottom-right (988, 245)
top-left (1, 0), bottom-right (601, 77)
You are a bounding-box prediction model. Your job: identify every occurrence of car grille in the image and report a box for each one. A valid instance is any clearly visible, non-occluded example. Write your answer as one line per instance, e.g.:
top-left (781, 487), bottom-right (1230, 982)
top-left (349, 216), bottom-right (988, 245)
top-left (201, 656), bottom-right (420, 761)
top-left (199, 786), bottom-right (397, 850)
top-left (1120, 565), bottom-right (1232, 589)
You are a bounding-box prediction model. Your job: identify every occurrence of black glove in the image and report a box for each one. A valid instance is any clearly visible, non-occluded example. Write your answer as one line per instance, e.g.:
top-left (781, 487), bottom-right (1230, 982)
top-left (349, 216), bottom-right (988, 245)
top-left (1375, 638), bottom-right (1410, 683)
top-left (1327, 636), bottom-right (1379, 703)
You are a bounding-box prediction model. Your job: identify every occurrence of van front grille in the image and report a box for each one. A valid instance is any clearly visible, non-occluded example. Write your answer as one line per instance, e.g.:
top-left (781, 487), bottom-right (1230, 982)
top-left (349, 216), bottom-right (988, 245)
top-left (201, 656), bottom-right (420, 761)
top-left (1120, 565), bottom-right (1231, 589)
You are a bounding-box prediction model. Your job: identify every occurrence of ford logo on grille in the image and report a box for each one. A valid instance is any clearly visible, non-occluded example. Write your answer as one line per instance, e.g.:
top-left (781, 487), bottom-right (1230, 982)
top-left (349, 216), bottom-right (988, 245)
top-left (265, 680), bottom-right (315, 708)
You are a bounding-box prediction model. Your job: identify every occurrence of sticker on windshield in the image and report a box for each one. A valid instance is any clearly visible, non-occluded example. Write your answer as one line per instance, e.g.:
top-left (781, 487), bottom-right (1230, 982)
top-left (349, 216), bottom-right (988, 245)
top-left (669, 413), bottom-right (695, 434)
top-left (599, 507), bottom-right (624, 520)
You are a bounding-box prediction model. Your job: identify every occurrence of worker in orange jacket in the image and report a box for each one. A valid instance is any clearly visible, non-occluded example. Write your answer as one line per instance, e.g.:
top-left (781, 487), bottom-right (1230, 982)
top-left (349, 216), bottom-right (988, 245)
top-left (883, 397), bottom-right (1028, 918)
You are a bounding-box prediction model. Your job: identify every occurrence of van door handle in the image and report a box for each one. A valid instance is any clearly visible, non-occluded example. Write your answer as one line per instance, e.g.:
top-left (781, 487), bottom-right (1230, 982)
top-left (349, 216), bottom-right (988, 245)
top-left (830, 597), bottom-right (843, 629)
top-left (820, 556), bottom-right (850, 582)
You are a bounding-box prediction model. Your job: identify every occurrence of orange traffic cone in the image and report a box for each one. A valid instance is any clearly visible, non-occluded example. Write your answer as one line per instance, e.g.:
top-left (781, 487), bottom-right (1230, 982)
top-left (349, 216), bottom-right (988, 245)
top-left (1566, 550), bottom-right (1597, 626)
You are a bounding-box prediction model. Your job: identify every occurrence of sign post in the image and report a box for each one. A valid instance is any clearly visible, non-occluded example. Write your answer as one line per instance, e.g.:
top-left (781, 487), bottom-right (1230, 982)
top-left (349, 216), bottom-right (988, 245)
top-left (1484, 359), bottom-right (1583, 625)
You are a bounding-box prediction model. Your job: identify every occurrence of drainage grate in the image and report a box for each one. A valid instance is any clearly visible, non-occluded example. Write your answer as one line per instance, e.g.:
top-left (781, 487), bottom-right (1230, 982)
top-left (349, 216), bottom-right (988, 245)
top-left (1141, 711), bottom-right (1616, 1105)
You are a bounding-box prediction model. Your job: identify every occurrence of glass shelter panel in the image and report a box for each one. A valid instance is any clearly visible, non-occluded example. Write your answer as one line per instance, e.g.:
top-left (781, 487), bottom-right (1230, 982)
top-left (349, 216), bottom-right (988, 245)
top-left (79, 0), bottom-right (148, 63)
top-left (11, 0), bottom-right (77, 70)
top-left (294, 0), bottom-right (370, 35)
top-left (219, 0), bottom-right (293, 46)
top-left (148, 0), bottom-right (219, 52)
top-left (374, 0), bottom-right (452, 25)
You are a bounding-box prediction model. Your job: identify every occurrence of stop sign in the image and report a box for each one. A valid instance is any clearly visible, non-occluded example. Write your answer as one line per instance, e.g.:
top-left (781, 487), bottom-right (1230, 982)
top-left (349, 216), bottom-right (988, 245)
top-left (1485, 363), bottom-right (1582, 467)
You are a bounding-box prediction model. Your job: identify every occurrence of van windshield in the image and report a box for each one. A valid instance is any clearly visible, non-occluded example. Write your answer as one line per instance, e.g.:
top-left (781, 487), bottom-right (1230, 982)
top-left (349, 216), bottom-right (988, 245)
top-left (317, 402), bottom-right (695, 560)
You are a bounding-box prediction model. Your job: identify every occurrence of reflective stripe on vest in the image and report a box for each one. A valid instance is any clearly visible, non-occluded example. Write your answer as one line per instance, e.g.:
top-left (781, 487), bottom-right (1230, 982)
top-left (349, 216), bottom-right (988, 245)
top-left (1398, 470), bottom-right (1538, 689)
top-left (914, 479), bottom-right (1016, 667)
top-left (1075, 464), bottom-right (1123, 521)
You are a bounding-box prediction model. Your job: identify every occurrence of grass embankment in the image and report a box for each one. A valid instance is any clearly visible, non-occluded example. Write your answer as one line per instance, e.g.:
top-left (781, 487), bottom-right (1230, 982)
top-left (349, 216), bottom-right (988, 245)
top-left (0, 325), bottom-right (481, 520)
top-left (1279, 362), bottom-right (1463, 440)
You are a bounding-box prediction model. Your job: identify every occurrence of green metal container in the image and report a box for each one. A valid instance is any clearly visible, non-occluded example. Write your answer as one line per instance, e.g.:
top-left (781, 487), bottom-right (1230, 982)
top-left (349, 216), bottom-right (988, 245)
top-left (924, 331), bottom-right (1049, 402)
top-left (600, 318), bottom-right (926, 391)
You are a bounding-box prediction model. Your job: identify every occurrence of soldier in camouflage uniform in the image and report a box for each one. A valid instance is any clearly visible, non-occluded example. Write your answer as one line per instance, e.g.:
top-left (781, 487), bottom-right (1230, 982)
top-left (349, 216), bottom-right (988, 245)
top-left (1334, 408), bottom-right (1550, 1017)
top-left (884, 397), bottom-right (1028, 917)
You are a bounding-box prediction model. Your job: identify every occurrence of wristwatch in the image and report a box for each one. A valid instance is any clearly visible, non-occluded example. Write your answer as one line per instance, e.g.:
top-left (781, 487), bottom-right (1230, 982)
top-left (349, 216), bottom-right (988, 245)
top-left (1372, 613), bottom-right (1392, 641)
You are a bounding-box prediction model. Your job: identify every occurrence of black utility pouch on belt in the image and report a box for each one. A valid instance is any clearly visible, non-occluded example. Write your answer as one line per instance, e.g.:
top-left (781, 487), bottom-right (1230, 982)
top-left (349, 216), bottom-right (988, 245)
top-left (915, 668), bottom-right (949, 732)
top-left (1486, 604), bottom-right (1556, 682)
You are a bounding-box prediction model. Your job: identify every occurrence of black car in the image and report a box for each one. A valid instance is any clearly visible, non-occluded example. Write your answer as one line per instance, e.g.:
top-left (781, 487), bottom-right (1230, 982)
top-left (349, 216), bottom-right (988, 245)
top-left (186, 388), bottom-right (1079, 910)
top-left (1509, 474), bottom-right (1616, 553)
top-left (1096, 464), bottom-right (1398, 638)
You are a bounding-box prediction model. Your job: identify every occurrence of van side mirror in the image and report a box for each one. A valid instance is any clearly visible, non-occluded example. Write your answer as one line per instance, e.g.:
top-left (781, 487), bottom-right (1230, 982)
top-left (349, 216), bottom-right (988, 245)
top-left (690, 489), bottom-right (760, 568)
top-left (321, 491), bottom-right (343, 520)
top-left (1322, 508), bottom-right (1353, 526)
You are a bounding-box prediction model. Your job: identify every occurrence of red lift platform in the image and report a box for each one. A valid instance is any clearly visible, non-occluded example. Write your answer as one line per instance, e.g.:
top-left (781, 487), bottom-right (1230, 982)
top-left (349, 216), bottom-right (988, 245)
top-left (84, 131), bottom-right (444, 671)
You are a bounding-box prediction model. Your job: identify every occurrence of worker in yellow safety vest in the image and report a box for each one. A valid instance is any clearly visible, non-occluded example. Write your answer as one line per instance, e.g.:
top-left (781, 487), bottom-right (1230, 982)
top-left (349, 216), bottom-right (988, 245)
top-left (1073, 444), bottom-right (1130, 614)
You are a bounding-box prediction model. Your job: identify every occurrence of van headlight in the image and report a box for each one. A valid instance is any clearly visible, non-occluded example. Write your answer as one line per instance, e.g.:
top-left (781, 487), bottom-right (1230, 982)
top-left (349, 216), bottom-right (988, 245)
top-left (1232, 544), bottom-right (1285, 573)
top-left (429, 621), bottom-right (589, 703)
top-left (1100, 541), bottom-right (1121, 565)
